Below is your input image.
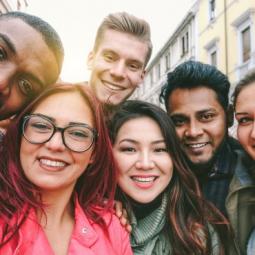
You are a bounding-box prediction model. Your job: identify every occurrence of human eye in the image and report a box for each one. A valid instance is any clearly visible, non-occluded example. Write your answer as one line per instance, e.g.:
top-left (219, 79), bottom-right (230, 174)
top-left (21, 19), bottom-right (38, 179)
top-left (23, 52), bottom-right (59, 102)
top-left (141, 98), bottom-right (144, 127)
top-left (29, 119), bottom-right (52, 133)
top-left (67, 127), bottom-right (92, 141)
top-left (237, 117), bottom-right (253, 126)
top-left (103, 52), bottom-right (115, 62)
top-left (0, 47), bottom-right (7, 61)
top-left (200, 112), bottom-right (215, 122)
top-left (128, 62), bottom-right (142, 72)
top-left (119, 146), bottom-right (136, 153)
top-left (154, 147), bottom-right (168, 153)
top-left (18, 79), bottom-right (34, 97)
top-left (171, 116), bottom-right (186, 127)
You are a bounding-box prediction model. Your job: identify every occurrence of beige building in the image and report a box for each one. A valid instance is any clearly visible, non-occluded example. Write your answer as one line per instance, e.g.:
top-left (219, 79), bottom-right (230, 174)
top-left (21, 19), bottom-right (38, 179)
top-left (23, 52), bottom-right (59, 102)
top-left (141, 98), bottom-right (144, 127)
top-left (0, 0), bottom-right (28, 13)
top-left (134, 0), bottom-right (255, 105)
top-left (198, 0), bottom-right (255, 91)
top-left (132, 2), bottom-right (199, 107)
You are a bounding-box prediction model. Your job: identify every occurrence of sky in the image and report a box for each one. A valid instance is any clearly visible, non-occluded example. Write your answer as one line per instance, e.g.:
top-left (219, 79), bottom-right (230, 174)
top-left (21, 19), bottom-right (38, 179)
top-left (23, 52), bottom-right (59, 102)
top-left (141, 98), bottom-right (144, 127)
top-left (26, 0), bottom-right (194, 82)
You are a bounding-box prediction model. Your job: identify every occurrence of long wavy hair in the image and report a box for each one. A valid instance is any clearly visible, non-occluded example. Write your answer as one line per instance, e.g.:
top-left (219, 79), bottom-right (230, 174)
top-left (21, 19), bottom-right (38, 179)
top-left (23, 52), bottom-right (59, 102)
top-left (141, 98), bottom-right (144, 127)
top-left (109, 100), bottom-right (233, 255)
top-left (0, 83), bottom-right (117, 245)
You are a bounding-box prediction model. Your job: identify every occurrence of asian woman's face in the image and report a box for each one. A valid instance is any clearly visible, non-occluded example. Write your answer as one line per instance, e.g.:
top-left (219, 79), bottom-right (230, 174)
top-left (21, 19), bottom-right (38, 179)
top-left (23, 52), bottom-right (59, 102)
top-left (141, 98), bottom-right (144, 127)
top-left (113, 117), bottom-right (173, 203)
top-left (235, 82), bottom-right (255, 160)
top-left (20, 91), bottom-right (95, 194)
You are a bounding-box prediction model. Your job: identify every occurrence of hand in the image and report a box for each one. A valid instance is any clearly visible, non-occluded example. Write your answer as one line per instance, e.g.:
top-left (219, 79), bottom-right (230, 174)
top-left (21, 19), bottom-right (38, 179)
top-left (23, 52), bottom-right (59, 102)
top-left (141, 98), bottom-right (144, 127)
top-left (0, 119), bottom-right (11, 135)
top-left (114, 200), bottom-right (132, 233)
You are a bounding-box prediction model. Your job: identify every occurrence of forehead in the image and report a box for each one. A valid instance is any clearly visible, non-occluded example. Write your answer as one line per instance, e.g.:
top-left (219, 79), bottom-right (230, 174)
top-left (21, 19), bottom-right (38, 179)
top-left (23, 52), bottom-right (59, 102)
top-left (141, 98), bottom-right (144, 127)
top-left (0, 18), bottom-right (59, 85)
top-left (33, 91), bottom-right (94, 125)
top-left (0, 18), bottom-right (45, 51)
top-left (118, 117), bottom-right (163, 139)
top-left (168, 87), bottom-right (223, 114)
top-left (236, 82), bottom-right (255, 110)
top-left (97, 29), bottom-right (148, 64)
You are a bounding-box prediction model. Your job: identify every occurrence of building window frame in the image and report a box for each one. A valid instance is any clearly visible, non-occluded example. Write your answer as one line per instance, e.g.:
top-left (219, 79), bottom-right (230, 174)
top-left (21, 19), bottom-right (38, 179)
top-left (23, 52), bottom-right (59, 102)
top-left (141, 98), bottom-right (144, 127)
top-left (180, 30), bottom-right (189, 57)
top-left (209, 0), bottom-right (216, 21)
top-left (156, 63), bottom-right (161, 81)
top-left (204, 38), bottom-right (219, 67)
top-left (208, 45), bottom-right (217, 66)
top-left (165, 52), bottom-right (171, 72)
top-left (232, 9), bottom-right (255, 65)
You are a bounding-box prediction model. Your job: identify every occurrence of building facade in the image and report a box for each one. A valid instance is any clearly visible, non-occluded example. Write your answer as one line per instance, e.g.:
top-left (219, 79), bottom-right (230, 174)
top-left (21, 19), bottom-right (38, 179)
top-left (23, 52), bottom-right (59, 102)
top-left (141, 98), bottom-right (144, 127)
top-left (0, 0), bottom-right (28, 13)
top-left (133, 0), bottom-right (255, 106)
top-left (198, 0), bottom-right (255, 92)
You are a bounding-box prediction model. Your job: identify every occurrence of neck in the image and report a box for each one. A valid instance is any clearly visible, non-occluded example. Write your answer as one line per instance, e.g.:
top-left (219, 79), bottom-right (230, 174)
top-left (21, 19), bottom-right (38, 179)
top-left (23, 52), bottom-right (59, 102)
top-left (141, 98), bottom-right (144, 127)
top-left (130, 194), bottom-right (163, 220)
top-left (38, 187), bottom-right (75, 228)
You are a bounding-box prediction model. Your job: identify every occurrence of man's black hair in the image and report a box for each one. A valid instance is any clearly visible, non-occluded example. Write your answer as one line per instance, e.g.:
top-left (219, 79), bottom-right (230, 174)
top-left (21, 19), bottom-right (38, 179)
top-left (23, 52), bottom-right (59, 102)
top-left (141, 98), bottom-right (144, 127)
top-left (0, 11), bottom-right (64, 71)
top-left (160, 60), bottom-right (230, 112)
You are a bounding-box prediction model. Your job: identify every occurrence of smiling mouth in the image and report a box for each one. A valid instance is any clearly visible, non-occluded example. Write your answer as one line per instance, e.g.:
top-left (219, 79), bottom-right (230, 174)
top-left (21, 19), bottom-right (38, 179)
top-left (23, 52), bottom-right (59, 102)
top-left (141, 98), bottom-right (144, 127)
top-left (39, 158), bottom-right (67, 169)
top-left (103, 81), bottom-right (125, 92)
top-left (185, 142), bottom-right (209, 149)
top-left (131, 176), bottom-right (158, 183)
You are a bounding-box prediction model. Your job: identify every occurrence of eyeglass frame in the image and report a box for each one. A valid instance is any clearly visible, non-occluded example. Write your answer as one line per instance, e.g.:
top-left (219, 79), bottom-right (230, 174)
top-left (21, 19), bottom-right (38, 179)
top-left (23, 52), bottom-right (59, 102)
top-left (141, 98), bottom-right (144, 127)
top-left (21, 113), bottom-right (98, 153)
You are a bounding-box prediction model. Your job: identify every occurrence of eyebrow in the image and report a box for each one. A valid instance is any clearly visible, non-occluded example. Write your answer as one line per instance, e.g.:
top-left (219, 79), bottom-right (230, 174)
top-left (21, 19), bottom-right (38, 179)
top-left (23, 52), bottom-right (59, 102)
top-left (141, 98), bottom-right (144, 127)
top-left (235, 112), bottom-right (249, 116)
top-left (34, 114), bottom-right (89, 126)
top-left (118, 138), bottom-right (165, 145)
top-left (0, 33), bottom-right (16, 54)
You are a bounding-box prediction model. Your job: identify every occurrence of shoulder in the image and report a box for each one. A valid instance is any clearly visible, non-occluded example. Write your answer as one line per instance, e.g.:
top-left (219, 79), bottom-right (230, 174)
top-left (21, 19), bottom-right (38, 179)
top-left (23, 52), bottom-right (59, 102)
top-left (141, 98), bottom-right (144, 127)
top-left (75, 201), bottom-right (132, 254)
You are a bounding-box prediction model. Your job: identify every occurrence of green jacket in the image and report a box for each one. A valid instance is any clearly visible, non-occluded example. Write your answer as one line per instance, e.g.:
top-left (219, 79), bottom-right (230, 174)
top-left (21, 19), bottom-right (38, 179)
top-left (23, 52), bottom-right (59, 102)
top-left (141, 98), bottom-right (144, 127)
top-left (226, 149), bottom-right (255, 255)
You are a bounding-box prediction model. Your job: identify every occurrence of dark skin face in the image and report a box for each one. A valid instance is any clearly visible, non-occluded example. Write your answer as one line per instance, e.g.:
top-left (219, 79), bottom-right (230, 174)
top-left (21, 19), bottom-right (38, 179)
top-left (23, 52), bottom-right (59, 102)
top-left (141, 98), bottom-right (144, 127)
top-left (168, 87), bottom-right (227, 169)
top-left (0, 18), bottom-right (59, 120)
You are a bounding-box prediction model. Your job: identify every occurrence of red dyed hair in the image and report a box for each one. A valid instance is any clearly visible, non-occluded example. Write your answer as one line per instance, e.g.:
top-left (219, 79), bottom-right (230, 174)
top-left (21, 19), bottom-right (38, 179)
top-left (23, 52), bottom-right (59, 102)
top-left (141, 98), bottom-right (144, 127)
top-left (0, 83), bottom-right (117, 244)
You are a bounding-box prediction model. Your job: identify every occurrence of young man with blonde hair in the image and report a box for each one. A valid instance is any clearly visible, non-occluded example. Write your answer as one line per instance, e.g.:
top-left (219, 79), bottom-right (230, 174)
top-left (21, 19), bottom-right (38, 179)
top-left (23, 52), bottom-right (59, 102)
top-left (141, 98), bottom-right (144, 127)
top-left (87, 12), bottom-right (152, 106)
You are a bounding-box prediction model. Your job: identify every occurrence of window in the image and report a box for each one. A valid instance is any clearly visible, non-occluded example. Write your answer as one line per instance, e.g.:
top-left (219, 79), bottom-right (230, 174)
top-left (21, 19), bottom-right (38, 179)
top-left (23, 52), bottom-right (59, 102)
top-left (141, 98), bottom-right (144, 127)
top-left (204, 39), bottom-right (218, 67)
top-left (157, 63), bottom-right (161, 80)
top-left (150, 71), bottom-right (154, 86)
top-left (210, 50), bottom-right (217, 66)
top-left (165, 52), bottom-right (171, 72)
top-left (241, 26), bottom-right (251, 62)
top-left (232, 9), bottom-right (254, 66)
top-left (209, 0), bottom-right (215, 21)
top-left (181, 31), bottom-right (189, 56)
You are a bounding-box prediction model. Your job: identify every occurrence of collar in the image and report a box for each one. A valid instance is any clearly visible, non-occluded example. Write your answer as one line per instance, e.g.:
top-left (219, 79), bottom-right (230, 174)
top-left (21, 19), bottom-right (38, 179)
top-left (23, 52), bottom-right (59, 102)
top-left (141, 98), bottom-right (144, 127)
top-left (128, 192), bottom-right (168, 246)
top-left (17, 196), bottom-right (99, 249)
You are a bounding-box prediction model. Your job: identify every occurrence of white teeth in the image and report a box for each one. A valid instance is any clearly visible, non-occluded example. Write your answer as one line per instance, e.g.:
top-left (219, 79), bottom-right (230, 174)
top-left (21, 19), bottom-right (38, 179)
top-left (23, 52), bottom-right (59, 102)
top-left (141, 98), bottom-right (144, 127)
top-left (132, 176), bottom-right (156, 182)
top-left (105, 82), bottom-right (124, 91)
top-left (40, 159), bottom-right (65, 167)
top-left (187, 143), bottom-right (207, 148)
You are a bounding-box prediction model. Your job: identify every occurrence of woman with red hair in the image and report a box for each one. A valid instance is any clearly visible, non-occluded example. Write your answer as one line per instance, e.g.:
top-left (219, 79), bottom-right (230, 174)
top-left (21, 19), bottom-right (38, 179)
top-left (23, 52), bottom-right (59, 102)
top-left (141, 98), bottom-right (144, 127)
top-left (0, 83), bottom-right (132, 254)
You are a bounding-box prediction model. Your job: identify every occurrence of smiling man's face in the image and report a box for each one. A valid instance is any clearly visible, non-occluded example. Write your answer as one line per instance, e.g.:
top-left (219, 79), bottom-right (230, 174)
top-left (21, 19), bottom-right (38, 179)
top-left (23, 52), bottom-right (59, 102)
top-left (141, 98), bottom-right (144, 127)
top-left (168, 86), bottom-right (227, 167)
top-left (0, 18), bottom-right (59, 120)
top-left (87, 29), bottom-right (147, 105)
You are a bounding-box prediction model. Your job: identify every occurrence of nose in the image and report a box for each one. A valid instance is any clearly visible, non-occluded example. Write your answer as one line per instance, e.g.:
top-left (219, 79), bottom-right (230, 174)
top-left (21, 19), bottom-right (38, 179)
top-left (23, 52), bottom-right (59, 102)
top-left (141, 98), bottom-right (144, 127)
top-left (184, 120), bottom-right (203, 138)
top-left (0, 65), bottom-right (16, 96)
top-left (110, 61), bottom-right (126, 79)
top-left (45, 131), bottom-right (66, 152)
top-left (135, 151), bottom-right (155, 170)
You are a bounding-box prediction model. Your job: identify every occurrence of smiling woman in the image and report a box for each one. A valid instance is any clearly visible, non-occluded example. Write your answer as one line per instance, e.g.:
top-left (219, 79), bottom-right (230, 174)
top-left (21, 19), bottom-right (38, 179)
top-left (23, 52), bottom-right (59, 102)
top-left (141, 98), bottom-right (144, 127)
top-left (0, 83), bottom-right (133, 255)
top-left (231, 69), bottom-right (255, 255)
top-left (109, 100), bottom-right (238, 255)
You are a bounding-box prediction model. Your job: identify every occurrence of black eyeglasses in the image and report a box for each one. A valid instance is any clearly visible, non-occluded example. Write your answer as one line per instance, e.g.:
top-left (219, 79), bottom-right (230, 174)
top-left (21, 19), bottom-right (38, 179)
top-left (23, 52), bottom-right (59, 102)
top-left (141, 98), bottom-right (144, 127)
top-left (22, 114), bottom-right (98, 153)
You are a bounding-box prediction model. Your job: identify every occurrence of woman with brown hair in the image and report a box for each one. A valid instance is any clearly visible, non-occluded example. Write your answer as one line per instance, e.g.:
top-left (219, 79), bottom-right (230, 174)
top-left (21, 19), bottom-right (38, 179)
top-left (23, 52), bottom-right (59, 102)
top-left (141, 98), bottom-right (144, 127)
top-left (109, 100), bottom-right (238, 255)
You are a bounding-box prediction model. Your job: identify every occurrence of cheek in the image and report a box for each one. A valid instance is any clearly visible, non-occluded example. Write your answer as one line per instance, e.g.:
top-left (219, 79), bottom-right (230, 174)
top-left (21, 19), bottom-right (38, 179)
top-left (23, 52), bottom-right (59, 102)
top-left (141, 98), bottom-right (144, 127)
top-left (237, 127), bottom-right (248, 147)
top-left (75, 151), bottom-right (94, 172)
top-left (175, 128), bottom-right (183, 139)
top-left (129, 73), bottom-right (143, 86)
